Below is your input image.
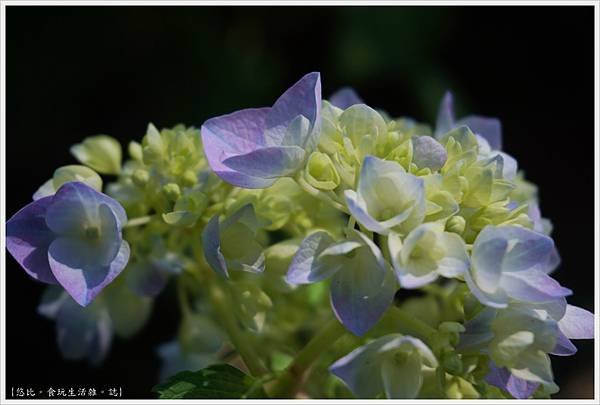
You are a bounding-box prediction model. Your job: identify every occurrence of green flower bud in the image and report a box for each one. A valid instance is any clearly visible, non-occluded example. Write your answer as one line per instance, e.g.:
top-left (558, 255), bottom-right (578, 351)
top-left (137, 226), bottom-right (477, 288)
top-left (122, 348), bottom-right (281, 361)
top-left (442, 350), bottom-right (463, 375)
top-left (70, 135), bottom-right (122, 175)
top-left (162, 183), bottom-right (181, 202)
top-left (305, 151), bottom-right (341, 190)
top-left (181, 169), bottom-right (198, 187)
top-left (34, 165), bottom-right (103, 200)
top-left (142, 123), bottom-right (165, 164)
top-left (132, 169), bottom-right (150, 187)
top-left (128, 141), bottom-right (143, 161)
top-left (446, 215), bottom-right (466, 235)
top-left (445, 375), bottom-right (480, 399)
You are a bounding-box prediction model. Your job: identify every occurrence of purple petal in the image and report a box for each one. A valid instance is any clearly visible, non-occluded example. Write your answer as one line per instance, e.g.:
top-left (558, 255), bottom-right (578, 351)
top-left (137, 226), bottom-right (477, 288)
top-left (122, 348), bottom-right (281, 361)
top-left (435, 91), bottom-right (455, 138)
top-left (330, 336), bottom-right (395, 398)
top-left (47, 182), bottom-right (127, 230)
top-left (503, 234), bottom-right (554, 273)
top-left (456, 115), bottom-right (502, 150)
top-left (558, 304), bottom-right (595, 339)
top-left (472, 238), bottom-right (508, 293)
top-left (48, 240), bottom-right (130, 306)
top-left (330, 256), bottom-right (396, 336)
top-left (286, 231), bottom-right (340, 284)
top-left (265, 72), bottom-right (321, 150)
top-left (329, 87), bottom-right (364, 110)
top-left (486, 362), bottom-right (539, 399)
top-left (201, 108), bottom-right (275, 189)
top-left (551, 330), bottom-right (577, 356)
top-left (56, 297), bottom-right (113, 364)
top-left (201, 215), bottom-right (228, 278)
top-left (6, 196), bottom-right (57, 284)
top-left (502, 269), bottom-right (572, 303)
top-left (222, 146), bottom-right (306, 179)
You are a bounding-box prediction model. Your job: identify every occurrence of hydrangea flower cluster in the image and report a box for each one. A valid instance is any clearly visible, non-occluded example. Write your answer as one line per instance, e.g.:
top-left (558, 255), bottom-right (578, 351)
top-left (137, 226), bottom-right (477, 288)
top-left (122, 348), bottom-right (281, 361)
top-left (6, 72), bottom-right (594, 399)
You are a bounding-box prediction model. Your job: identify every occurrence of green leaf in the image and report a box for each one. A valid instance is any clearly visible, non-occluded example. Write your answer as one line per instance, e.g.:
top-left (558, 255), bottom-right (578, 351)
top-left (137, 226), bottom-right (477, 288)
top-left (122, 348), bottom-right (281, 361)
top-left (152, 364), bottom-right (269, 399)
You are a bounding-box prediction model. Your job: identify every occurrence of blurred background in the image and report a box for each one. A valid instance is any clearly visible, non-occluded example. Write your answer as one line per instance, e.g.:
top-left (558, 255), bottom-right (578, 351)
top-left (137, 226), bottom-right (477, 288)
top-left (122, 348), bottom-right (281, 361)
top-left (5, 5), bottom-right (595, 399)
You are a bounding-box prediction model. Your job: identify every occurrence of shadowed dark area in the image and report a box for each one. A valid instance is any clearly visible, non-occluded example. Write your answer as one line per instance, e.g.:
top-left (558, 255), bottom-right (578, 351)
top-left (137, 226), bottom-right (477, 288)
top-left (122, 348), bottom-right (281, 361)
top-left (6, 6), bottom-right (594, 399)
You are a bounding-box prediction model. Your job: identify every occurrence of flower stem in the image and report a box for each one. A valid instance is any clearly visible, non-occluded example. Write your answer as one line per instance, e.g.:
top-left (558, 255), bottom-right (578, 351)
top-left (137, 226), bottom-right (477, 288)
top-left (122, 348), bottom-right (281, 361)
top-left (207, 277), bottom-right (269, 377)
top-left (124, 215), bottom-right (153, 228)
top-left (295, 175), bottom-right (349, 214)
top-left (269, 318), bottom-right (347, 398)
top-left (383, 306), bottom-right (438, 347)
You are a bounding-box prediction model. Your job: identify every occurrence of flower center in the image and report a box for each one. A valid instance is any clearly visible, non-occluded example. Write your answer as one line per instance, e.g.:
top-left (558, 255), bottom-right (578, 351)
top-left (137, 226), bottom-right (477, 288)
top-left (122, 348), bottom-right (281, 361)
top-left (85, 225), bottom-right (101, 240)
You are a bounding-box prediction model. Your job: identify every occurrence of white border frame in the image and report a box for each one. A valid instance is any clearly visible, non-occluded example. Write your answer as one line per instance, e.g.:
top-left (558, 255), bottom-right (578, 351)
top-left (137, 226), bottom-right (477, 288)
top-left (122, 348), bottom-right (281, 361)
top-left (0, 1), bottom-right (598, 404)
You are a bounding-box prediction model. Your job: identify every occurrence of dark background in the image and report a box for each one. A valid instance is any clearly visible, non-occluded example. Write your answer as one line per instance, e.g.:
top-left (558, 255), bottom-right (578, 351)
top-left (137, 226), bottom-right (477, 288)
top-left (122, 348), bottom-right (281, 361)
top-left (5, 6), bottom-right (595, 399)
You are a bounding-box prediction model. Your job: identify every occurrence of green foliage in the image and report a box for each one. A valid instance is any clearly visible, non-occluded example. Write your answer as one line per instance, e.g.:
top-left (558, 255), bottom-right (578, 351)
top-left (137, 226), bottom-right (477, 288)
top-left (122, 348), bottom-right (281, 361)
top-left (152, 364), bottom-right (269, 399)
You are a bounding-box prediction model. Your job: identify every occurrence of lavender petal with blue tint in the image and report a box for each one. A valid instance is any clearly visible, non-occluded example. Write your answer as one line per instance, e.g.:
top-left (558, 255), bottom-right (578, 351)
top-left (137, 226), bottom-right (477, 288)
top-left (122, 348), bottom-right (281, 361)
top-left (201, 108), bottom-right (274, 189)
top-left (486, 362), bottom-right (539, 399)
top-left (55, 297), bottom-right (113, 365)
top-left (329, 232), bottom-right (396, 336)
top-left (201, 215), bottom-right (229, 278)
top-left (48, 239), bottom-right (130, 307)
top-left (201, 73), bottom-right (322, 189)
top-left (6, 196), bottom-right (57, 284)
top-left (558, 304), bottom-right (595, 339)
top-left (329, 87), bottom-right (364, 110)
top-left (456, 115), bottom-right (502, 150)
top-left (435, 92), bottom-right (455, 138)
top-left (551, 330), bottom-right (577, 356)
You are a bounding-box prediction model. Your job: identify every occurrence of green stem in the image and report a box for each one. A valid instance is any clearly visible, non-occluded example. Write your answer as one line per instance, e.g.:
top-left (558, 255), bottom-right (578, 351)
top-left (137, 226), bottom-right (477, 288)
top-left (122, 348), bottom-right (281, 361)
top-left (124, 215), bottom-right (153, 228)
top-left (207, 277), bottom-right (268, 377)
top-left (295, 175), bottom-right (349, 214)
top-left (177, 278), bottom-right (191, 318)
top-left (269, 318), bottom-right (347, 398)
top-left (383, 307), bottom-right (437, 347)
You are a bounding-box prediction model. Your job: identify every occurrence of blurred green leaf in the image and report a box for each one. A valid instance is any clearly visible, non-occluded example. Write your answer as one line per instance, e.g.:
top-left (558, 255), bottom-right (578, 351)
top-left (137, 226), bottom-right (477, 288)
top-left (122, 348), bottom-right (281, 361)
top-left (152, 364), bottom-right (268, 399)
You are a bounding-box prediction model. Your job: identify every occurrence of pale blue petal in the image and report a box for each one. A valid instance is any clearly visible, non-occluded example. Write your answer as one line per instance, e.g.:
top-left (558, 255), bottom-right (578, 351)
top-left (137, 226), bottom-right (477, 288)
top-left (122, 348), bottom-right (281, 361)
top-left (486, 362), bottom-right (539, 399)
top-left (496, 152), bottom-right (517, 180)
top-left (222, 145), bottom-right (306, 178)
top-left (551, 330), bottom-right (577, 356)
top-left (472, 238), bottom-right (507, 293)
top-left (330, 335), bottom-right (398, 398)
top-left (503, 234), bottom-right (554, 273)
top-left (46, 182), bottom-right (127, 234)
top-left (56, 297), bottom-right (113, 364)
top-left (329, 87), bottom-right (364, 110)
top-left (380, 351), bottom-right (423, 399)
top-left (286, 231), bottom-right (334, 284)
top-left (48, 239), bottom-right (130, 306)
top-left (345, 189), bottom-right (394, 234)
top-left (6, 196), bottom-right (57, 284)
top-left (502, 270), bottom-right (572, 303)
top-left (458, 307), bottom-right (497, 350)
top-left (395, 271), bottom-right (439, 289)
top-left (558, 304), bottom-right (595, 339)
top-left (265, 72), bottom-right (321, 150)
top-left (464, 269), bottom-right (508, 308)
top-left (435, 91), bottom-right (455, 138)
top-left (201, 215), bottom-right (228, 278)
top-left (456, 115), bottom-right (502, 150)
top-left (437, 233), bottom-right (470, 277)
top-left (201, 107), bottom-right (275, 189)
top-left (330, 247), bottom-right (396, 335)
